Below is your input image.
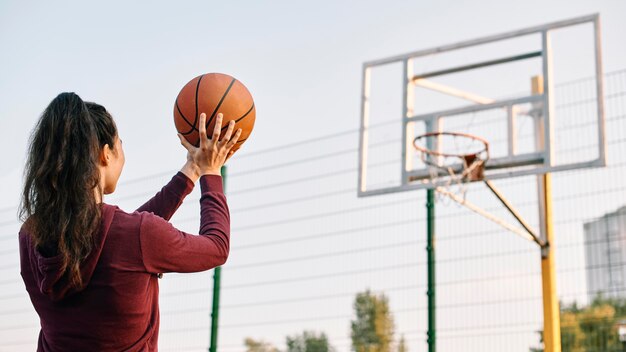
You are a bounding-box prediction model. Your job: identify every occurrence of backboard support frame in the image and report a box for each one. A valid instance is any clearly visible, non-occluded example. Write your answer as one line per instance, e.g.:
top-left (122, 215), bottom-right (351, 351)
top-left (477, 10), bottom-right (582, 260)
top-left (358, 13), bottom-right (606, 198)
top-left (357, 14), bottom-right (605, 352)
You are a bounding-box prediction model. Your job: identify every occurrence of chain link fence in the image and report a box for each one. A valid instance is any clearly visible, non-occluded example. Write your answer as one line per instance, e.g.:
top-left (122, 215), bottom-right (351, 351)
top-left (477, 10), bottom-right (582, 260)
top-left (1, 69), bottom-right (625, 352)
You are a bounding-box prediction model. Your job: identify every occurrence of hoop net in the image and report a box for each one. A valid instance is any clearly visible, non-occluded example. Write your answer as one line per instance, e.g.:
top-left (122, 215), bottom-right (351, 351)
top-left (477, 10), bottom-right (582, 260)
top-left (413, 132), bottom-right (489, 200)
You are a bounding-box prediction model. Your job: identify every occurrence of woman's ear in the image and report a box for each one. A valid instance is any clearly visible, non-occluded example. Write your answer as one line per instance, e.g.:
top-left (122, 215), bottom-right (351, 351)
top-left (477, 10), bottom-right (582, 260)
top-left (99, 144), bottom-right (111, 166)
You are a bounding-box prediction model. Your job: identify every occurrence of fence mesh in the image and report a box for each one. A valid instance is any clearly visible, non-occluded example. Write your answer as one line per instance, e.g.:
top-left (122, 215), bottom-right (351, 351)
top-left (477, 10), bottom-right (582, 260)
top-left (1, 69), bottom-right (625, 352)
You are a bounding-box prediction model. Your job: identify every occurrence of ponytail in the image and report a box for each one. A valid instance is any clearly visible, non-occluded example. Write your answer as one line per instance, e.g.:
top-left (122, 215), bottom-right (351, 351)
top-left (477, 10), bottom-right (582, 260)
top-left (20, 92), bottom-right (118, 289)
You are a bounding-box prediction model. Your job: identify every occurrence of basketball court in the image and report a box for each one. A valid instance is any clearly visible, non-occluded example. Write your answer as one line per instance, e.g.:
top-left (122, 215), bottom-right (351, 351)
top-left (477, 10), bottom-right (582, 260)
top-left (1, 4), bottom-right (626, 352)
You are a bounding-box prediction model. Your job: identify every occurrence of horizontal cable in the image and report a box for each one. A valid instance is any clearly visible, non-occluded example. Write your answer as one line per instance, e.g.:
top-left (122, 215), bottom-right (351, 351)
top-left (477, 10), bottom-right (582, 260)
top-left (1, 284), bottom-right (624, 349)
top-left (229, 147), bottom-right (357, 178)
top-left (216, 232), bottom-right (626, 274)
top-left (216, 301), bottom-right (626, 333)
top-left (0, 73), bottom-right (622, 217)
top-left (217, 283), bottom-right (622, 313)
top-left (227, 166), bottom-right (357, 196)
top-left (230, 187), bottom-right (355, 214)
top-left (0, 114), bottom-right (623, 229)
top-left (0, 228), bottom-right (622, 292)
top-left (219, 172), bottom-right (626, 237)
top-left (2, 204), bottom-right (625, 278)
top-left (227, 239), bottom-right (423, 270)
top-left (232, 217), bottom-right (420, 251)
top-left (235, 128), bottom-right (359, 159)
top-left (0, 339), bottom-right (35, 347)
top-left (0, 323), bottom-right (38, 331)
top-left (230, 195), bottom-right (416, 232)
top-left (159, 257), bottom-right (623, 300)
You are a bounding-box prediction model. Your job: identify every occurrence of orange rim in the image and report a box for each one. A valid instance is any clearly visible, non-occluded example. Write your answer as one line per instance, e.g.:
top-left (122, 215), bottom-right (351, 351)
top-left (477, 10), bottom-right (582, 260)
top-left (413, 131), bottom-right (489, 160)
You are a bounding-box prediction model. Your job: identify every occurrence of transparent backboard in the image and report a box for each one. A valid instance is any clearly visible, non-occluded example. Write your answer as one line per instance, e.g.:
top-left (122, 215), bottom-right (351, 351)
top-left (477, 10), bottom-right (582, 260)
top-left (358, 14), bottom-right (605, 197)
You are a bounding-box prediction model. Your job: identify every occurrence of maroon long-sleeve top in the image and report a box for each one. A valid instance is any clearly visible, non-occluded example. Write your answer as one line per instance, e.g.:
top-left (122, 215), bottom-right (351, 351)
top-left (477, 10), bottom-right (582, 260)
top-left (19, 172), bottom-right (229, 351)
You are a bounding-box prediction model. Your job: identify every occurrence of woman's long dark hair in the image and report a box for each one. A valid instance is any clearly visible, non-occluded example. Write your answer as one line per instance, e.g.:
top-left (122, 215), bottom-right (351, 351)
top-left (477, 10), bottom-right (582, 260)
top-left (19, 92), bottom-right (118, 289)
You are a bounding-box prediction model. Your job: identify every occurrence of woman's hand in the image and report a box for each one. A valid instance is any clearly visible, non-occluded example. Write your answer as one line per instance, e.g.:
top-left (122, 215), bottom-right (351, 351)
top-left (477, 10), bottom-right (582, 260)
top-left (178, 113), bottom-right (241, 181)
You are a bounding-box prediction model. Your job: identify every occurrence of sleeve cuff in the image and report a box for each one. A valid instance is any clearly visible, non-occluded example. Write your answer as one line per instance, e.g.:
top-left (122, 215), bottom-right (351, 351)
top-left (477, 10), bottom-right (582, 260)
top-left (200, 174), bottom-right (225, 194)
top-left (171, 171), bottom-right (195, 196)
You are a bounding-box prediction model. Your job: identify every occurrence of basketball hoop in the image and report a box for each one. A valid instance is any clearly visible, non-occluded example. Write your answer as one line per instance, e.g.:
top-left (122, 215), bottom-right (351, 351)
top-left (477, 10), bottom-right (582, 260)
top-left (412, 131), bottom-right (545, 247)
top-left (413, 132), bottom-right (489, 199)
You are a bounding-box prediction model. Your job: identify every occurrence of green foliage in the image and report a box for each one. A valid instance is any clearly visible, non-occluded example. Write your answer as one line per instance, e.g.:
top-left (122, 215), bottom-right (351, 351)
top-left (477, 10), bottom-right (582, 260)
top-left (560, 310), bottom-right (585, 352)
top-left (530, 297), bottom-right (626, 352)
top-left (244, 337), bottom-right (280, 352)
top-left (286, 331), bottom-right (334, 352)
top-left (351, 289), bottom-right (395, 352)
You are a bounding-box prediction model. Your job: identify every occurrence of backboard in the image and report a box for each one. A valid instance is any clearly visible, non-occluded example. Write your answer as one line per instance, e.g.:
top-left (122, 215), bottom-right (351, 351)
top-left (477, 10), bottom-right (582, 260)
top-left (358, 14), bottom-right (605, 197)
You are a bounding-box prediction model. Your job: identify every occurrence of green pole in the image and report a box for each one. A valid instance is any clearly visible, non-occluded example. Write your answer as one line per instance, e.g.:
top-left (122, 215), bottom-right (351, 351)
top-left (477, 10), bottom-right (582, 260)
top-left (209, 165), bottom-right (226, 352)
top-left (426, 188), bottom-right (436, 352)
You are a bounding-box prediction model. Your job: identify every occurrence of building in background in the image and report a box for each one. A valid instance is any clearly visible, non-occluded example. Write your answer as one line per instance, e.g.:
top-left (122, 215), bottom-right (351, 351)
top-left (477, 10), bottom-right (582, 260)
top-left (585, 206), bottom-right (626, 301)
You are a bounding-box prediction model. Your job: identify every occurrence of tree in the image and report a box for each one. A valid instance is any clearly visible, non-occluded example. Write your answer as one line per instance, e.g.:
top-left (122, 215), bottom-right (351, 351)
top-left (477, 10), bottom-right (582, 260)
top-left (397, 335), bottom-right (407, 352)
top-left (286, 331), bottom-right (334, 352)
top-left (244, 337), bottom-right (280, 352)
top-left (351, 289), bottom-right (395, 352)
top-left (530, 297), bottom-right (626, 352)
top-left (578, 301), bottom-right (618, 351)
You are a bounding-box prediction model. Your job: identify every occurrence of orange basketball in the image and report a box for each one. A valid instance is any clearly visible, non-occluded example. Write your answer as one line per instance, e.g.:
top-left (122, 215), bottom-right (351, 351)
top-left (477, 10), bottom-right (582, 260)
top-left (174, 73), bottom-right (256, 154)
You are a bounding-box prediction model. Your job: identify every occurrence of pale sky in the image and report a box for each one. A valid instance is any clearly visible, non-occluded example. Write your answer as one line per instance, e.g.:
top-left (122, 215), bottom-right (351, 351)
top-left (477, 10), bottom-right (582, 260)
top-left (1, 1), bottom-right (626, 351)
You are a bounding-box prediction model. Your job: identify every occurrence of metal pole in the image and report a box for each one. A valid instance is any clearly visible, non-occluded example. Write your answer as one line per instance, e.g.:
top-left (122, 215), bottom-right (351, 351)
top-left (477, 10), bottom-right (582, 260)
top-left (209, 165), bottom-right (226, 352)
top-left (426, 188), bottom-right (436, 352)
top-left (209, 267), bottom-right (222, 352)
top-left (538, 173), bottom-right (560, 352)
top-left (483, 180), bottom-right (544, 247)
top-left (532, 74), bottom-right (561, 352)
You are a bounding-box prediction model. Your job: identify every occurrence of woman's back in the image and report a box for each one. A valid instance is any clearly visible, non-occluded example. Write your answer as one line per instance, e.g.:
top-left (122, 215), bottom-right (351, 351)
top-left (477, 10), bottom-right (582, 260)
top-left (20, 204), bottom-right (162, 351)
top-left (20, 172), bottom-right (226, 351)
top-left (19, 93), bottom-right (238, 351)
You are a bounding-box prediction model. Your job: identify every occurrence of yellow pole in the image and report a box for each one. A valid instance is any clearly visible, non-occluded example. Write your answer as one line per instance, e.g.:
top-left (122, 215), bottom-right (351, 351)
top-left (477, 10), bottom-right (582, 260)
top-left (532, 76), bottom-right (561, 352)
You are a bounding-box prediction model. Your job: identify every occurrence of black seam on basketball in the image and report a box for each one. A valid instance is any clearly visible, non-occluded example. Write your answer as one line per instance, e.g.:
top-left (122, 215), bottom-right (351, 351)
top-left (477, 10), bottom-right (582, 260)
top-left (221, 103), bottom-right (255, 131)
top-left (207, 78), bottom-right (236, 130)
top-left (182, 129), bottom-right (196, 136)
top-left (176, 100), bottom-right (197, 134)
top-left (192, 74), bottom-right (204, 129)
top-left (235, 138), bottom-right (247, 144)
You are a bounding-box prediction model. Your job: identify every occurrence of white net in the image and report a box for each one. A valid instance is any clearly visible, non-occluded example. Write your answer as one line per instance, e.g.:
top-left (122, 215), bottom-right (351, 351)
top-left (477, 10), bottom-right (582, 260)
top-left (413, 132), bottom-right (489, 201)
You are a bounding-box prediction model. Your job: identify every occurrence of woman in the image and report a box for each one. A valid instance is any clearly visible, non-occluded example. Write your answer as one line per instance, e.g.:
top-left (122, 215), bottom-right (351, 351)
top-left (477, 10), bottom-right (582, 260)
top-left (18, 92), bottom-right (241, 351)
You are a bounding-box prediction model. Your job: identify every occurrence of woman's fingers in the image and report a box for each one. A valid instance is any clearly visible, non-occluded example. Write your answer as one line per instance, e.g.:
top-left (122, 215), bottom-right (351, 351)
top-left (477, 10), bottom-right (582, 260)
top-left (211, 114), bottom-right (223, 144)
top-left (198, 113), bottom-right (208, 148)
top-left (196, 112), bottom-right (240, 160)
top-left (226, 129), bottom-right (243, 150)
top-left (177, 133), bottom-right (194, 152)
top-left (220, 120), bottom-right (236, 145)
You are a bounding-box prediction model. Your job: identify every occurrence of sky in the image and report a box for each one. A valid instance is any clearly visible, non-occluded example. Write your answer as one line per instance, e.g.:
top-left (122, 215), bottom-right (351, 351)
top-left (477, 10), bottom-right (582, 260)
top-left (1, 0), bottom-right (625, 198)
top-left (1, 1), bottom-right (626, 351)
